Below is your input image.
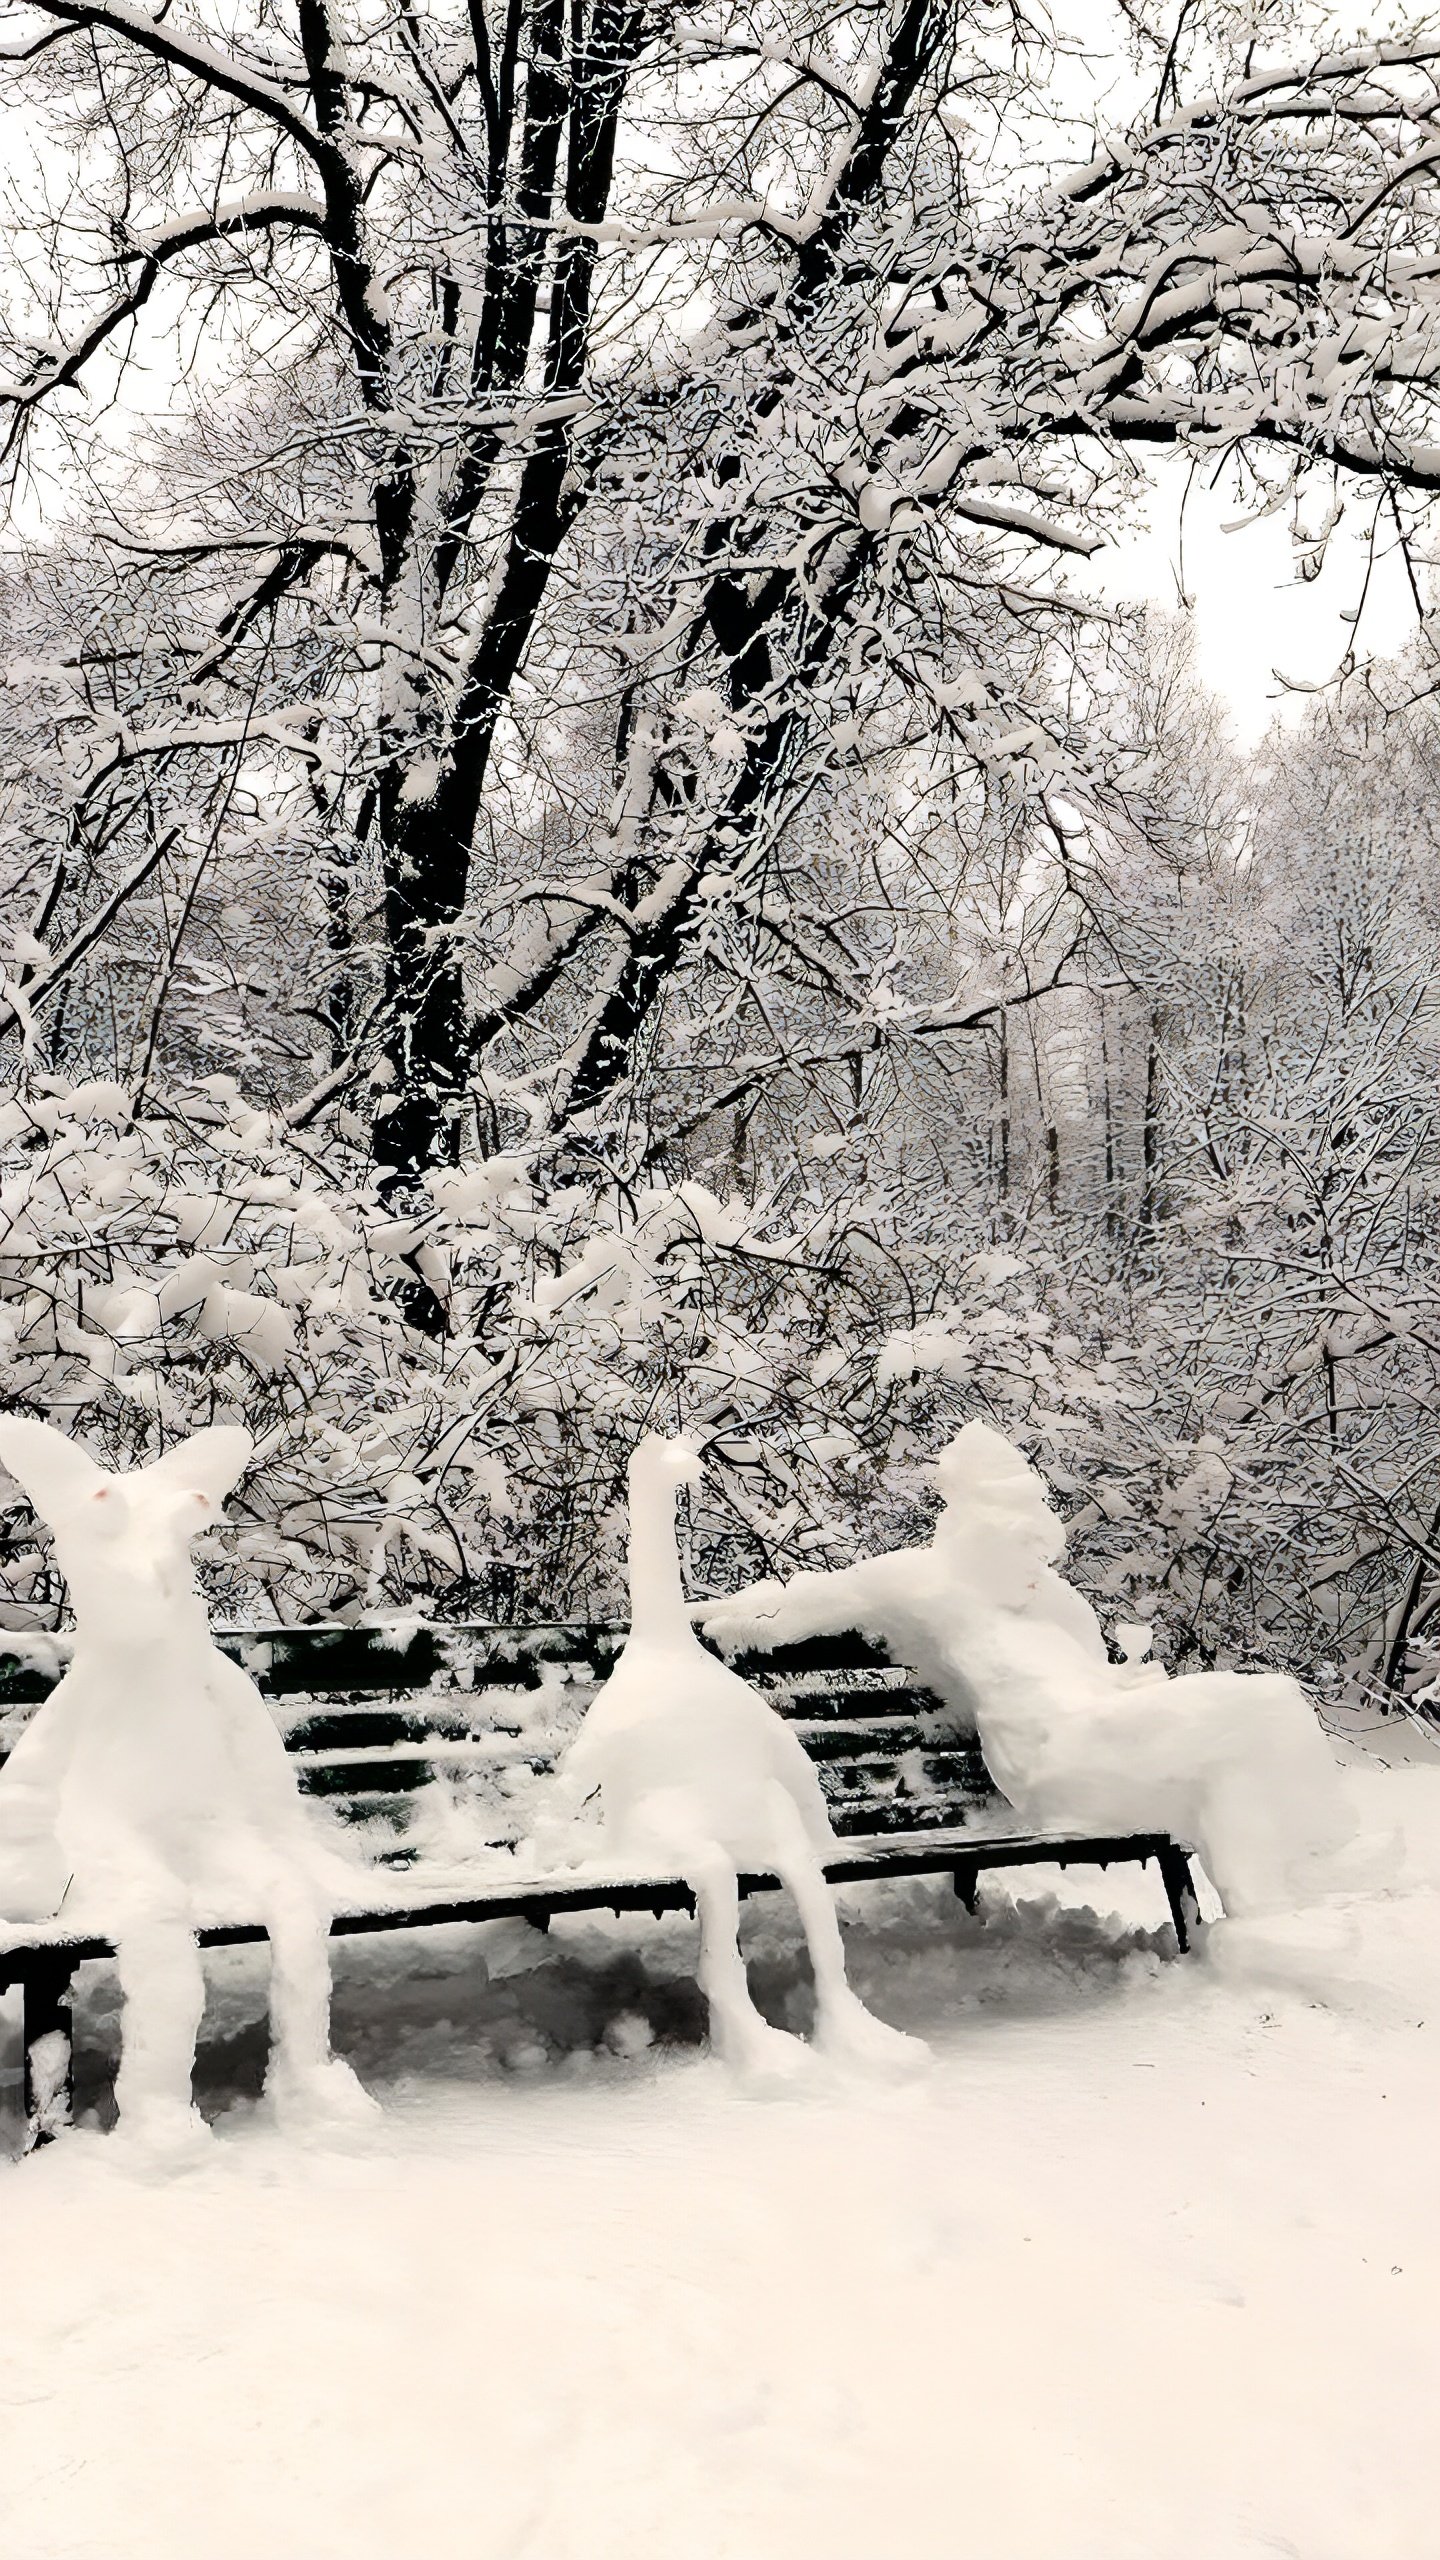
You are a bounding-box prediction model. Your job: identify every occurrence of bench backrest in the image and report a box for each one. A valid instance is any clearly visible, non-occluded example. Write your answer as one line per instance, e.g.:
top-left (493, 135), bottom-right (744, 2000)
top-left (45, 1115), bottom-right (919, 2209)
top-left (0, 1621), bottom-right (995, 1858)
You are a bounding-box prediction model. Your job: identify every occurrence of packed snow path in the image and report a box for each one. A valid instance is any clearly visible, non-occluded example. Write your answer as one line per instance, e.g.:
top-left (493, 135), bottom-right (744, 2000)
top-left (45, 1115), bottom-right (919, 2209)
top-left (2, 1756), bottom-right (1436, 2560)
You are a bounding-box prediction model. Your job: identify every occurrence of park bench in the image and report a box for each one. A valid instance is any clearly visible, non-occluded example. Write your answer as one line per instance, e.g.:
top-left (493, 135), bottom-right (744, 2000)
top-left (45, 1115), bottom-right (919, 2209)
top-left (0, 1618), bottom-right (1202, 2150)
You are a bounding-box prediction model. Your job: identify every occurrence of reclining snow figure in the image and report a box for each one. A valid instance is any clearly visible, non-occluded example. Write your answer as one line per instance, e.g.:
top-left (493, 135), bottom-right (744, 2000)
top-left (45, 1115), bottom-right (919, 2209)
top-left (545, 1433), bottom-right (927, 2087)
top-left (0, 1417), bottom-right (373, 2152)
top-left (700, 1421), bottom-right (1354, 1921)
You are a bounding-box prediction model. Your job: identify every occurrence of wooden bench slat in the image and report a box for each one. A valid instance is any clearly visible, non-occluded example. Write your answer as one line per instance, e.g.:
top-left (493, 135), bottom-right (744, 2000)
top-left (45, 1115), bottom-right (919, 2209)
top-left (0, 1826), bottom-right (1190, 1973)
top-left (285, 1720), bottom-right (548, 1761)
top-left (820, 1744), bottom-right (986, 1785)
top-left (2, 1619), bottom-right (914, 1713)
top-left (313, 1783), bottom-right (997, 1856)
top-left (290, 1736), bottom-right (991, 1843)
top-left (300, 1757), bottom-right (438, 1799)
top-left (328, 1793), bottom-right (419, 1833)
top-left (717, 1632), bottom-right (897, 1677)
top-left (1, 1620), bottom-right (629, 1713)
top-left (320, 1794), bottom-right (989, 1845)
top-left (286, 1717), bottom-right (966, 1778)
top-left (274, 1691), bottom-right (934, 1756)
top-left (789, 1715), bottom-right (930, 1757)
top-left (281, 1704), bottom-right (533, 1750)
top-left (232, 1622), bottom-right (627, 1696)
top-left (827, 1796), bottom-right (991, 1836)
top-left (768, 1680), bottom-right (944, 1723)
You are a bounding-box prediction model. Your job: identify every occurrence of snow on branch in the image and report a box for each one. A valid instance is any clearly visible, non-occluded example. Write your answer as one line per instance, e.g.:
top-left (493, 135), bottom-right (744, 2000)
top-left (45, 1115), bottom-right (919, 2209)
top-left (13, 0), bottom-right (326, 154)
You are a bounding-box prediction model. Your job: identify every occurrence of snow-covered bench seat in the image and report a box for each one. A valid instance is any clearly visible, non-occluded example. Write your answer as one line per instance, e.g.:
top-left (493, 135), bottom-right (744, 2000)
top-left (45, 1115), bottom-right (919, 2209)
top-left (0, 1620), bottom-right (1201, 2144)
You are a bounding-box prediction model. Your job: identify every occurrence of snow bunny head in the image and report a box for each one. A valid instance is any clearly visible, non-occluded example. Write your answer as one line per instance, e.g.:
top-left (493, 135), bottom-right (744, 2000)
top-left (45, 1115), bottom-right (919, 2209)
top-left (627, 1430), bottom-right (702, 1494)
top-left (0, 1417), bottom-right (252, 1636)
top-left (933, 1421), bottom-right (1065, 1568)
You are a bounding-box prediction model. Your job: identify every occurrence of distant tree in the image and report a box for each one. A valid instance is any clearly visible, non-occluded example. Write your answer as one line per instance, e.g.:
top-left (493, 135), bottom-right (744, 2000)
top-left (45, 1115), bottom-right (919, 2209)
top-left (2, 0), bottom-right (1440, 1333)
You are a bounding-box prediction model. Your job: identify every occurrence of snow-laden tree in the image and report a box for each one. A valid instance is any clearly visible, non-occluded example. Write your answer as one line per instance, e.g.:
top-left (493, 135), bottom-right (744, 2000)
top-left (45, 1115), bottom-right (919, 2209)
top-left (961, 649), bottom-right (1440, 1691)
top-left (0, 541), bottom-right (339, 1098)
top-left (4, 0), bottom-right (1440, 1293)
top-left (6, 662), bottom-right (1440, 1689)
top-left (1154, 674), bottom-right (1440, 1690)
top-left (806, 621), bottom-right (1440, 1696)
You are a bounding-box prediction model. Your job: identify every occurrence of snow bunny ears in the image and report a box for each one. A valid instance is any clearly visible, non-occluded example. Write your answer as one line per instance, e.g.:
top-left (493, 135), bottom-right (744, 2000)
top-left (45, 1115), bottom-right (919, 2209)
top-left (0, 1417), bottom-right (253, 1542)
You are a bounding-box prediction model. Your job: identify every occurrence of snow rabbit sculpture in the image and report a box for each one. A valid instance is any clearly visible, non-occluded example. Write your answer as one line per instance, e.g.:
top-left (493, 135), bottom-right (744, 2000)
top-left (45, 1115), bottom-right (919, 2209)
top-left (0, 1418), bottom-right (373, 2152)
top-left (548, 1432), bottom-right (927, 2087)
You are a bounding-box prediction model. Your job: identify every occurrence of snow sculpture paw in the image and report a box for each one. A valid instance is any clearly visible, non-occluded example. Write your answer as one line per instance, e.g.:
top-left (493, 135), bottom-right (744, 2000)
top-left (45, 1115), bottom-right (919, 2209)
top-left (719, 2018), bottom-right (820, 2096)
top-left (113, 2100), bottom-right (214, 2169)
top-left (814, 1997), bottom-right (931, 2079)
top-left (265, 2055), bottom-right (379, 2140)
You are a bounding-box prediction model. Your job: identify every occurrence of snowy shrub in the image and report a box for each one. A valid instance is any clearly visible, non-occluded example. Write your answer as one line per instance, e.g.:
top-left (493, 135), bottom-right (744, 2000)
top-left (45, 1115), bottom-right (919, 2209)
top-left (0, 1075), bottom-right (1165, 1634)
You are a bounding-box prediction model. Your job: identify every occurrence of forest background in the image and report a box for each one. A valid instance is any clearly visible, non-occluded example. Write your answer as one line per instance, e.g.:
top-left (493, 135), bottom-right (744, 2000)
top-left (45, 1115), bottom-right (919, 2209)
top-left (2, 0), bottom-right (1440, 1710)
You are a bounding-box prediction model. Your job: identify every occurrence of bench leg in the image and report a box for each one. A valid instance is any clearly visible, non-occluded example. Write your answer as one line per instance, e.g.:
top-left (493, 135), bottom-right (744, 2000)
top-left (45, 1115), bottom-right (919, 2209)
top-left (952, 1858), bottom-right (980, 1917)
top-left (1157, 1847), bottom-right (1203, 1955)
top-left (22, 1957), bottom-right (76, 2151)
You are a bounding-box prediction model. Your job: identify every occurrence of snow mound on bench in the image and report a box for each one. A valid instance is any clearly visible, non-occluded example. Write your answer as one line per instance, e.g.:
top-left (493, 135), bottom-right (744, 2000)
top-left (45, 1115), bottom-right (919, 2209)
top-left (700, 1422), bottom-right (1360, 1918)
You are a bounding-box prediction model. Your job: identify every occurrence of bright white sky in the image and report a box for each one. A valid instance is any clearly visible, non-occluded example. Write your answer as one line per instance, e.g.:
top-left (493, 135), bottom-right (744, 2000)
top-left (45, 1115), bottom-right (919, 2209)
top-left (0, 3), bottom-right (1427, 751)
top-left (1051, 0), bottom-right (1429, 746)
top-left (1087, 459), bottom-right (1425, 746)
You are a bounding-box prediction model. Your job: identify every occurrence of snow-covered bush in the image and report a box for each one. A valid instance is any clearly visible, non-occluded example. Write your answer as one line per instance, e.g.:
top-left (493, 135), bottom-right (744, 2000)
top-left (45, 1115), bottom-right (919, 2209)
top-left (0, 1076), bottom-right (1160, 1632)
top-left (6, 1054), bottom-right (1440, 1704)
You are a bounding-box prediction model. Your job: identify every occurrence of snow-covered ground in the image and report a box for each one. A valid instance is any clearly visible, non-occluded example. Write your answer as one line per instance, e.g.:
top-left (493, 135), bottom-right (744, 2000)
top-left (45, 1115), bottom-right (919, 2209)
top-left (4, 1748), bottom-right (1438, 2560)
